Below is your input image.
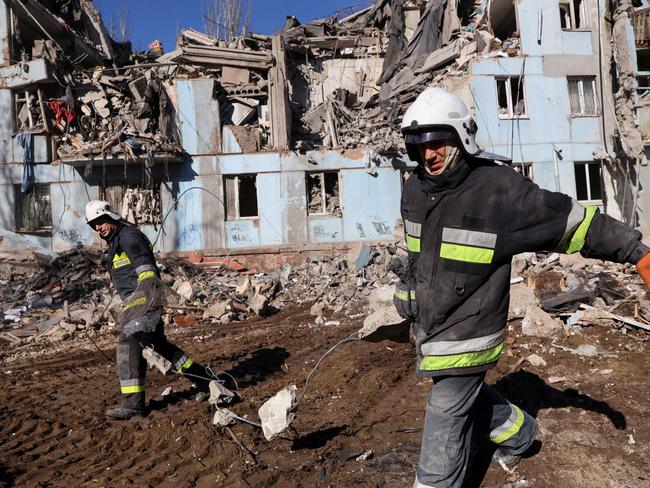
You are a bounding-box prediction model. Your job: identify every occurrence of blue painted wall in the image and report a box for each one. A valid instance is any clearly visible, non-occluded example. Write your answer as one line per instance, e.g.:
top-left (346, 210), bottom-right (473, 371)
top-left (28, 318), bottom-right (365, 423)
top-left (468, 0), bottom-right (610, 197)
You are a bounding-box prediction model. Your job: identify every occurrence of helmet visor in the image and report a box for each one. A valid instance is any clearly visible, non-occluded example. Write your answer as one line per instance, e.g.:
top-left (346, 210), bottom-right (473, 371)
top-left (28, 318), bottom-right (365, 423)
top-left (403, 128), bottom-right (457, 145)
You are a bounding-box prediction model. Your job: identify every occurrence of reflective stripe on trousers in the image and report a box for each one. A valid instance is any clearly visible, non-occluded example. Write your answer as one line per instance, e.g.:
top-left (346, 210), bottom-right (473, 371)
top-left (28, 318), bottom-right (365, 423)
top-left (416, 373), bottom-right (537, 488)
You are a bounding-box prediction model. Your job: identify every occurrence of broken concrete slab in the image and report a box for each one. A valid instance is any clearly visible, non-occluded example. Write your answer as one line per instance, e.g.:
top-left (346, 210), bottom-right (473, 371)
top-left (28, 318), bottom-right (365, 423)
top-left (521, 305), bottom-right (562, 337)
top-left (249, 293), bottom-right (269, 316)
top-left (258, 385), bottom-right (297, 441)
top-left (509, 282), bottom-right (538, 317)
top-left (347, 243), bottom-right (373, 271)
top-left (221, 66), bottom-right (251, 84)
top-left (203, 301), bottom-right (229, 319)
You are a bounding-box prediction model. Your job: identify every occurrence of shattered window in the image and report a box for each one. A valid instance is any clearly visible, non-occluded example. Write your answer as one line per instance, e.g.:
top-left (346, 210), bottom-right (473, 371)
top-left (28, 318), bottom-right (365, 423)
top-left (496, 77), bottom-right (526, 118)
top-left (224, 175), bottom-right (259, 220)
top-left (14, 89), bottom-right (47, 132)
top-left (513, 163), bottom-right (533, 179)
top-left (101, 184), bottom-right (162, 226)
top-left (574, 162), bottom-right (603, 201)
top-left (559, 0), bottom-right (589, 30)
top-left (14, 184), bottom-right (52, 233)
top-left (568, 77), bottom-right (597, 116)
top-left (307, 172), bottom-right (342, 217)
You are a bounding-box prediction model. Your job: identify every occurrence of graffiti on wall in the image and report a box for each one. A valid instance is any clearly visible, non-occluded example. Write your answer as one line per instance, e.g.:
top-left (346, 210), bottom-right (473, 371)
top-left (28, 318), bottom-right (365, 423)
top-left (59, 228), bottom-right (82, 243)
top-left (179, 224), bottom-right (201, 247)
top-left (229, 222), bottom-right (254, 244)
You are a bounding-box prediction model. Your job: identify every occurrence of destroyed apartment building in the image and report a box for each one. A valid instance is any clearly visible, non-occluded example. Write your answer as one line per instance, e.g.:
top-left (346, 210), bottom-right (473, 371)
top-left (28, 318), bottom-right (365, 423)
top-left (0, 0), bottom-right (648, 259)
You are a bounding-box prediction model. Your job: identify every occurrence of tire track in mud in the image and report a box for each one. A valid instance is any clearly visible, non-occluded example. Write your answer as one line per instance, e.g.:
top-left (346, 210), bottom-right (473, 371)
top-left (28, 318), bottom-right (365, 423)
top-left (0, 307), bottom-right (424, 487)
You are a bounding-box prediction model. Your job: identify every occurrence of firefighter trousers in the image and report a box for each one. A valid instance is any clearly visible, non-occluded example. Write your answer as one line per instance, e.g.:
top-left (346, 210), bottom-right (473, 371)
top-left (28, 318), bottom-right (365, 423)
top-left (116, 322), bottom-right (211, 411)
top-left (415, 373), bottom-right (537, 488)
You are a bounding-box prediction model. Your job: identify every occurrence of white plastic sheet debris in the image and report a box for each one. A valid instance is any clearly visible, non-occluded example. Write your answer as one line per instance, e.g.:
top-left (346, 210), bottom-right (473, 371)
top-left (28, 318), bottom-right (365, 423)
top-left (142, 347), bottom-right (172, 374)
top-left (208, 380), bottom-right (236, 405)
top-left (258, 385), bottom-right (297, 441)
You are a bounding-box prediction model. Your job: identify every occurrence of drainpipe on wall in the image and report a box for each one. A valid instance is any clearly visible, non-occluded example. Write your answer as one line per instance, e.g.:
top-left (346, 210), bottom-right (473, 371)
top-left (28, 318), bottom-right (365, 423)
top-left (552, 146), bottom-right (561, 192)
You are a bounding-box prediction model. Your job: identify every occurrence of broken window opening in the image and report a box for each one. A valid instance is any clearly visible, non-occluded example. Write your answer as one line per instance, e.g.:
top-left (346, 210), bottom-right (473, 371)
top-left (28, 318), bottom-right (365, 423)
top-left (101, 184), bottom-right (162, 226)
top-left (513, 162), bottom-right (533, 180)
top-left (224, 175), bottom-right (259, 220)
top-left (488, 0), bottom-right (518, 40)
top-left (14, 184), bottom-right (52, 234)
top-left (496, 76), bottom-right (526, 118)
top-left (307, 172), bottom-right (342, 217)
top-left (14, 89), bottom-right (48, 132)
top-left (574, 162), bottom-right (603, 201)
top-left (568, 76), bottom-right (597, 116)
top-left (559, 0), bottom-right (589, 30)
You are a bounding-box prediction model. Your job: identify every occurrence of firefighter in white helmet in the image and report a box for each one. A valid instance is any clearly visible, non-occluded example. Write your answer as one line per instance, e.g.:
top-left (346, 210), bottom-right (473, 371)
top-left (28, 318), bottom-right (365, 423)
top-left (394, 88), bottom-right (650, 487)
top-left (86, 200), bottom-right (212, 419)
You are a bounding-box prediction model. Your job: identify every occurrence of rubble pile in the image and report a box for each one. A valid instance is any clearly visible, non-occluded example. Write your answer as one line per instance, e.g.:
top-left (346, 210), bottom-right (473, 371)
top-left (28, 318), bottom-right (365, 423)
top-left (285, 0), bottom-right (524, 154)
top-left (162, 243), bottom-right (398, 326)
top-left (0, 247), bottom-right (112, 346)
top-left (2, 244), bottom-right (650, 355)
top-left (50, 67), bottom-right (183, 162)
top-left (508, 252), bottom-right (650, 338)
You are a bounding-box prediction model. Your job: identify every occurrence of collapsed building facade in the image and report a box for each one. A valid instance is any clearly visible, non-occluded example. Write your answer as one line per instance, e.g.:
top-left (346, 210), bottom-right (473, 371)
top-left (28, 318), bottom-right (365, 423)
top-left (0, 0), bottom-right (647, 258)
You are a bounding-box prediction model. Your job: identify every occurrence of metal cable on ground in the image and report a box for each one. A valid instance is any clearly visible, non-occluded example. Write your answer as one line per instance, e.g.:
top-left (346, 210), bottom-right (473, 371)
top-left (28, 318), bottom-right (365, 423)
top-left (83, 293), bottom-right (117, 364)
top-left (291, 331), bottom-right (360, 412)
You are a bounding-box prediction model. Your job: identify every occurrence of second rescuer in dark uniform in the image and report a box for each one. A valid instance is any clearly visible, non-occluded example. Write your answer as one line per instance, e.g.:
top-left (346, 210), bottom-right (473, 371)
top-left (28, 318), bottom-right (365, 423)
top-left (86, 200), bottom-right (211, 420)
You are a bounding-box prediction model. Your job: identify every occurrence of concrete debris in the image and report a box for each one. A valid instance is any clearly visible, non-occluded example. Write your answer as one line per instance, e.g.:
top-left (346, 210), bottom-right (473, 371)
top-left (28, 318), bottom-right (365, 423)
top-left (258, 385), bottom-right (297, 441)
top-left (521, 305), bottom-right (562, 338)
top-left (161, 386), bottom-right (172, 397)
top-left (509, 282), bottom-right (538, 317)
top-left (575, 344), bottom-right (599, 357)
top-left (142, 347), bottom-right (173, 375)
top-left (525, 354), bottom-right (547, 368)
top-left (208, 380), bottom-right (237, 406)
top-left (359, 286), bottom-right (408, 342)
top-left (212, 408), bottom-right (237, 427)
top-left (174, 280), bottom-right (195, 301)
top-left (355, 450), bottom-right (373, 461)
top-left (248, 293), bottom-right (269, 316)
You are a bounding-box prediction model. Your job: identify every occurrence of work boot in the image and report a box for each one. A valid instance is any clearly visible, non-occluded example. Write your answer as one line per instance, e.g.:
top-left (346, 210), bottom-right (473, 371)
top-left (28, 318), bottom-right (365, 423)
top-left (493, 447), bottom-right (521, 466)
top-left (105, 406), bottom-right (145, 420)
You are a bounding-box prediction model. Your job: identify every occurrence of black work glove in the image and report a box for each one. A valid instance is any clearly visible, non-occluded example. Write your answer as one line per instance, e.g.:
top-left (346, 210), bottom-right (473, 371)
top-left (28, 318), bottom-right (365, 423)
top-left (393, 279), bottom-right (418, 320)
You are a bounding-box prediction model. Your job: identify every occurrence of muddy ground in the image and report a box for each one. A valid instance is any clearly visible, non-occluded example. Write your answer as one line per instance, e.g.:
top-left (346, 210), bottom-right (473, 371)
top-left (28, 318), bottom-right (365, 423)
top-left (1, 305), bottom-right (649, 487)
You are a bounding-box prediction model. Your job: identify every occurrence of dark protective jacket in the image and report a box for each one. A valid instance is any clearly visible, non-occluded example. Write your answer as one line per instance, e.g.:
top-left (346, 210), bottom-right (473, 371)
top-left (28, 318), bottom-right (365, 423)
top-left (106, 221), bottom-right (159, 299)
top-left (401, 158), bottom-right (649, 377)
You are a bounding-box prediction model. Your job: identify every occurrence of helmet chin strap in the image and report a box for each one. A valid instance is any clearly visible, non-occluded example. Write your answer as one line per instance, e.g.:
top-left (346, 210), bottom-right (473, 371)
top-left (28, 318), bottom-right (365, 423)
top-left (444, 143), bottom-right (461, 171)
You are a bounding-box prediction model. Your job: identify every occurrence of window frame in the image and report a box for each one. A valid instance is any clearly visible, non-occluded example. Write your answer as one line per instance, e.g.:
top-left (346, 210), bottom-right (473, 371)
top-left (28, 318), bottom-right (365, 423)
top-left (100, 183), bottom-right (163, 227)
top-left (573, 161), bottom-right (603, 203)
top-left (14, 183), bottom-right (52, 234)
top-left (306, 171), bottom-right (342, 217)
top-left (495, 76), bottom-right (527, 119)
top-left (513, 162), bottom-right (534, 180)
top-left (567, 76), bottom-right (598, 117)
top-left (223, 174), bottom-right (259, 221)
top-left (559, 0), bottom-right (590, 31)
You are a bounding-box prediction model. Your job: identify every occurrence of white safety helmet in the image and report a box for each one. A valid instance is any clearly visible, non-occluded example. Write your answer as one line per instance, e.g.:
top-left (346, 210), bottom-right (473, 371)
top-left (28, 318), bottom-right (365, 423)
top-left (85, 200), bottom-right (122, 227)
top-left (401, 87), bottom-right (484, 164)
